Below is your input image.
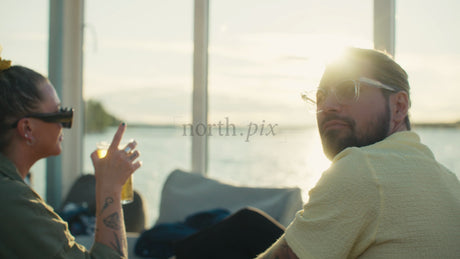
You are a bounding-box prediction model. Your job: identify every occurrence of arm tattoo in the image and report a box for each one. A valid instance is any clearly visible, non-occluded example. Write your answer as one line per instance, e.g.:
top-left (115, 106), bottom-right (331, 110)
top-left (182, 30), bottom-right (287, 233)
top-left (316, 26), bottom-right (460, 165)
top-left (100, 197), bottom-right (114, 215)
top-left (103, 212), bottom-right (121, 230)
top-left (110, 231), bottom-right (124, 257)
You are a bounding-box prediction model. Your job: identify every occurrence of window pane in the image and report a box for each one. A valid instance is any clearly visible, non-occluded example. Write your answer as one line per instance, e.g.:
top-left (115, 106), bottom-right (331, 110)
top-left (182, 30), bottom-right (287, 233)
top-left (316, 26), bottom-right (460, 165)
top-left (396, 0), bottom-right (460, 122)
top-left (396, 0), bottom-right (460, 175)
top-left (83, 0), bottom-right (193, 226)
top-left (1, 0), bottom-right (49, 197)
top-left (208, 0), bottom-right (373, 195)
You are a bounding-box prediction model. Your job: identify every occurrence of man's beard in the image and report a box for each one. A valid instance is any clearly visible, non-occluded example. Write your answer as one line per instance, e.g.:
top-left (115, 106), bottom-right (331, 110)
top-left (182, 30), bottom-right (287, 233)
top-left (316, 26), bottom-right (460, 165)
top-left (319, 104), bottom-right (390, 160)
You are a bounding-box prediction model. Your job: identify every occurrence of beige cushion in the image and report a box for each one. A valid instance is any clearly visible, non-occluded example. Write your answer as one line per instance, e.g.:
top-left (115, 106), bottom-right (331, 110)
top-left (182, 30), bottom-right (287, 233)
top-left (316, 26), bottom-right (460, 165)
top-left (156, 169), bottom-right (303, 227)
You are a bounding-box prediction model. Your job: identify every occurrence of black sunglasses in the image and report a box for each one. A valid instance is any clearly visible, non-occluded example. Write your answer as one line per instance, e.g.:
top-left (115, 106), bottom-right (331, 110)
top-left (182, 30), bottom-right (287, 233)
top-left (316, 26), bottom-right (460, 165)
top-left (11, 108), bottom-right (74, 129)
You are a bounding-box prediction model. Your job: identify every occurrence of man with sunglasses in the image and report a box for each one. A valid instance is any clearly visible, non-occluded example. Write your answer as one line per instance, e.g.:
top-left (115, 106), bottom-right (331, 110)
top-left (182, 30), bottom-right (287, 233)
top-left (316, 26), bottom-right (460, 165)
top-left (257, 48), bottom-right (460, 258)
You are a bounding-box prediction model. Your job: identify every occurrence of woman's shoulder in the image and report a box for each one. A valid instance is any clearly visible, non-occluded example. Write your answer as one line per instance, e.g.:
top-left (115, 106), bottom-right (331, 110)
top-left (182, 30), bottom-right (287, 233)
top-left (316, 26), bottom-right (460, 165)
top-left (0, 171), bottom-right (54, 220)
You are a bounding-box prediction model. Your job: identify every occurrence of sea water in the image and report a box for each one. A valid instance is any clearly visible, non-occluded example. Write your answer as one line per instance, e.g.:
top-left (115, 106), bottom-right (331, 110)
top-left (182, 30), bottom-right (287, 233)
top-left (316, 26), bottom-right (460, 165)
top-left (31, 126), bottom-right (460, 228)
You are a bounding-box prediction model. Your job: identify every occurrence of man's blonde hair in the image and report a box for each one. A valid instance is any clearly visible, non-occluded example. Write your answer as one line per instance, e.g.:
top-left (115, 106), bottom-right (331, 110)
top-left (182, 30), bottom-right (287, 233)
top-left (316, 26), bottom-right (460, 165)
top-left (331, 47), bottom-right (411, 129)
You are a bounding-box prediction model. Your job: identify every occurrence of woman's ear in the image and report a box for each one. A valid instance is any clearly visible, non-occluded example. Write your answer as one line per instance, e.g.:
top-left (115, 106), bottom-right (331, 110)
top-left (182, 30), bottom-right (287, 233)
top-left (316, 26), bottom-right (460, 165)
top-left (17, 118), bottom-right (34, 145)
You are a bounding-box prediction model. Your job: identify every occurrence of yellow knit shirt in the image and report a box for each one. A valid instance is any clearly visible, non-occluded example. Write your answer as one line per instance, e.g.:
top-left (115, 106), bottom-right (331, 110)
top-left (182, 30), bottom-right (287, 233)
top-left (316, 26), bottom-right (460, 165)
top-left (285, 131), bottom-right (460, 258)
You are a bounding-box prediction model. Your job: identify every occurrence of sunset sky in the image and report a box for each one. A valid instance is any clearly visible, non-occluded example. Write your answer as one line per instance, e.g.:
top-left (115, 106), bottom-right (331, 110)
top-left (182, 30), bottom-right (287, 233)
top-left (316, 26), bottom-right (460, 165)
top-left (2, 0), bottom-right (460, 127)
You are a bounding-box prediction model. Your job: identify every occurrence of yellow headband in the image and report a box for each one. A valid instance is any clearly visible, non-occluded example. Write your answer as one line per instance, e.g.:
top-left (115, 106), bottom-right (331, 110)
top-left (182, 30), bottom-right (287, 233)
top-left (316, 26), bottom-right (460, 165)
top-left (0, 45), bottom-right (12, 72)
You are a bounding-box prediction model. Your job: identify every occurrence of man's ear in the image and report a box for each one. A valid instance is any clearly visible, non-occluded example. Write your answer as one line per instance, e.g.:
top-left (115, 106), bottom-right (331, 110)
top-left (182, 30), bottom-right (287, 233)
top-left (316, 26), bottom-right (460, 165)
top-left (390, 91), bottom-right (409, 127)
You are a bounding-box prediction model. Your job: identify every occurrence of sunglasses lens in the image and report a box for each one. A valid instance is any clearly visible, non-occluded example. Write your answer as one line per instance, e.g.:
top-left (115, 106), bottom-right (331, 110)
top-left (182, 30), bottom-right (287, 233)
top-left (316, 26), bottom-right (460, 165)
top-left (48, 108), bottom-right (73, 128)
top-left (316, 89), bottom-right (326, 105)
top-left (58, 118), bottom-right (72, 128)
top-left (61, 122), bottom-right (71, 128)
top-left (335, 81), bottom-right (357, 103)
top-left (59, 108), bottom-right (73, 128)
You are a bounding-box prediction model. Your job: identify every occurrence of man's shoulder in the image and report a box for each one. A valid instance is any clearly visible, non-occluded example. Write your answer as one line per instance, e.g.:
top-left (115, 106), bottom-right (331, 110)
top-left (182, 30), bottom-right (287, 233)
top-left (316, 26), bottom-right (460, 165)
top-left (334, 131), bottom-right (427, 162)
top-left (326, 133), bottom-right (414, 180)
top-left (319, 147), bottom-right (377, 190)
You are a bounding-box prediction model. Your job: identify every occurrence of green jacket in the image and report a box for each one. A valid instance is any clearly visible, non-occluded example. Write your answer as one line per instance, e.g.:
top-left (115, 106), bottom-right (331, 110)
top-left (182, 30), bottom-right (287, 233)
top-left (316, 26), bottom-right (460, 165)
top-left (0, 154), bottom-right (122, 258)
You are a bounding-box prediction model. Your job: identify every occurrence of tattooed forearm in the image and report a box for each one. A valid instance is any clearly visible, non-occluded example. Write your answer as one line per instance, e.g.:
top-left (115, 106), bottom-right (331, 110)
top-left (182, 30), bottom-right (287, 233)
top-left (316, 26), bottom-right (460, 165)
top-left (103, 212), bottom-right (121, 230)
top-left (110, 231), bottom-right (124, 257)
top-left (95, 191), bottom-right (127, 256)
top-left (100, 197), bottom-right (114, 215)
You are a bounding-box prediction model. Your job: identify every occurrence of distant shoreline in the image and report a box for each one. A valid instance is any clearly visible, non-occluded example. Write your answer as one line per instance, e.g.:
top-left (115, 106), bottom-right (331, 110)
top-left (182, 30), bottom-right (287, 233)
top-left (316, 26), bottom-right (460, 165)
top-left (127, 121), bottom-right (460, 130)
top-left (412, 121), bottom-right (460, 129)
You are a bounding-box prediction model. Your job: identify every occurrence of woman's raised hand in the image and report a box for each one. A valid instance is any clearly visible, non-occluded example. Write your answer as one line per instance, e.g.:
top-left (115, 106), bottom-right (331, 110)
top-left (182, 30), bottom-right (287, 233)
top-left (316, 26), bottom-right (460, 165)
top-left (91, 123), bottom-right (142, 190)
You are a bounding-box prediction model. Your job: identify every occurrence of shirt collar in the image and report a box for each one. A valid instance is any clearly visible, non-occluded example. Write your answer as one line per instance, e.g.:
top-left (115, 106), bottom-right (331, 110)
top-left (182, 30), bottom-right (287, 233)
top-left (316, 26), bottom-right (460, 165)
top-left (0, 153), bottom-right (24, 182)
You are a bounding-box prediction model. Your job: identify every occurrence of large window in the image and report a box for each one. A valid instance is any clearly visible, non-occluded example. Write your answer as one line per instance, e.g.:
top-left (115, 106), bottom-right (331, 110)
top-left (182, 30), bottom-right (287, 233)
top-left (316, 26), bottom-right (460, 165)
top-left (396, 0), bottom-right (460, 122)
top-left (83, 0), bottom-right (193, 225)
top-left (396, 0), bottom-right (460, 174)
top-left (5, 1), bottom-right (458, 227)
top-left (207, 0), bottom-right (373, 195)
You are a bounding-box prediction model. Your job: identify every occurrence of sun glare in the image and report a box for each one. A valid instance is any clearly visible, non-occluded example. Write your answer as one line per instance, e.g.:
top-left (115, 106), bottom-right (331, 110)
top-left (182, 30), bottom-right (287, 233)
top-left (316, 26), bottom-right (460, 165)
top-left (307, 35), bottom-right (373, 66)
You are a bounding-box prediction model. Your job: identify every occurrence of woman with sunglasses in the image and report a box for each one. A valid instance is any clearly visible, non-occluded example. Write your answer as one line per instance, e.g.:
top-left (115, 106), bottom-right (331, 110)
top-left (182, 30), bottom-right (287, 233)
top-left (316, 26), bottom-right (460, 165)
top-left (0, 55), bottom-right (141, 258)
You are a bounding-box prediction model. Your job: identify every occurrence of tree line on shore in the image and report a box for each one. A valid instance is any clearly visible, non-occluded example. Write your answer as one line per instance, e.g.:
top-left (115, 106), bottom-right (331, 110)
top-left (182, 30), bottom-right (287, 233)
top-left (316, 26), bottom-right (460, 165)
top-left (84, 100), bottom-right (120, 133)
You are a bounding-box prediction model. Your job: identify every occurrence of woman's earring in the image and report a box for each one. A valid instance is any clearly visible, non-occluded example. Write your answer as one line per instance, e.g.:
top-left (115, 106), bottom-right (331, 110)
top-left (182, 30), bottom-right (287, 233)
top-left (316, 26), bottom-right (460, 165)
top-left (25, 134), bottom-right (34, 146)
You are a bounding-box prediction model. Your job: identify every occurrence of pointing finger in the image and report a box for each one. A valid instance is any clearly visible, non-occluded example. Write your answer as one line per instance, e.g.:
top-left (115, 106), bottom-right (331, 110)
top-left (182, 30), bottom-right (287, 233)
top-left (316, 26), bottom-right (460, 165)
top-left (109, 123), bottom-right (126, 152)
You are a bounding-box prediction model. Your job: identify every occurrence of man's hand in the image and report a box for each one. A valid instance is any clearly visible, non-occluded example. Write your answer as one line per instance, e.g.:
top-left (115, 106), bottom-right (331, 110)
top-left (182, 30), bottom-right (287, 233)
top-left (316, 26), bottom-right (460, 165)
top-left (257, 237), bottom-right (299, 259)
